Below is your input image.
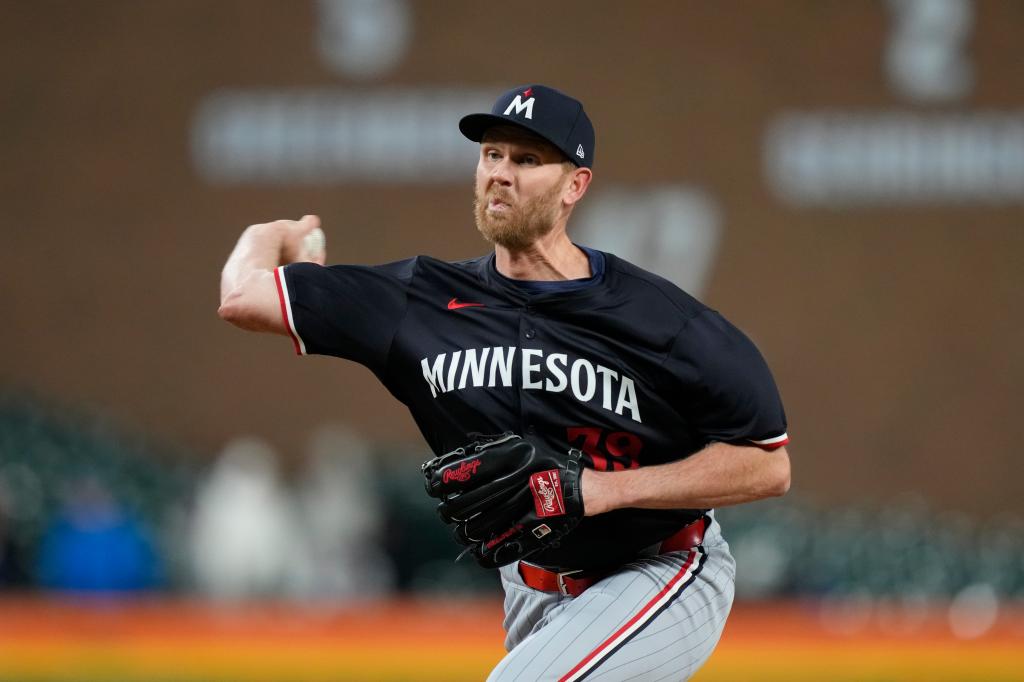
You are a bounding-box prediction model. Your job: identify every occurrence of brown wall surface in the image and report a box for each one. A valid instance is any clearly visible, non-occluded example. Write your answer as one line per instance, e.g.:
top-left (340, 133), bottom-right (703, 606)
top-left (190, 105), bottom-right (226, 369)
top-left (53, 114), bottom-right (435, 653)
top-left (2, 1), bottom-right (1021, 514)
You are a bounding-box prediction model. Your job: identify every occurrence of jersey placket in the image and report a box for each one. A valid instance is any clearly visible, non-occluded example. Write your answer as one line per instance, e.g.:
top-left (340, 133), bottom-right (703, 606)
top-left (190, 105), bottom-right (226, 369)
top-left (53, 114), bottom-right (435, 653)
top-left (519, 302), bottom-right (541, 438)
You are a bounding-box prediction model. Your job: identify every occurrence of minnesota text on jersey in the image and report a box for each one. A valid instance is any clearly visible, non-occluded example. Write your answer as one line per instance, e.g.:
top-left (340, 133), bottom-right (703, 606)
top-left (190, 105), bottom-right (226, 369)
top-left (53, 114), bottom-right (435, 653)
top-left (420, 346), bottom-right (642, 423)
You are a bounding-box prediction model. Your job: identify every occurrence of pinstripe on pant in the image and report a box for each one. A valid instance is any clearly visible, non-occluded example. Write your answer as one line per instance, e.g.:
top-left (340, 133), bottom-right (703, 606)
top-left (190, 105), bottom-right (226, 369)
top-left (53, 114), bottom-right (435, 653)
top-left (489, 515), bottom-right (736, 682)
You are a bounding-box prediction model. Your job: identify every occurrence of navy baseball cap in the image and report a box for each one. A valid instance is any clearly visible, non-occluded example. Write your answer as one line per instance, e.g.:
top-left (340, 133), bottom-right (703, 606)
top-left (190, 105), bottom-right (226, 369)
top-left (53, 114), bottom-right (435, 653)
top-left (459, 84), bottom-right (595, 168)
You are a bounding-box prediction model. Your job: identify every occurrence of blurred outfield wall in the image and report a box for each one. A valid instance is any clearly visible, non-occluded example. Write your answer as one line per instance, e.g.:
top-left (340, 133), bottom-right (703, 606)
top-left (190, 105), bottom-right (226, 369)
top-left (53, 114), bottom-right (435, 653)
top-left (1, 599), bottom-right (1022, 682)
top-left (1, 0), bottom-right (1022, 517)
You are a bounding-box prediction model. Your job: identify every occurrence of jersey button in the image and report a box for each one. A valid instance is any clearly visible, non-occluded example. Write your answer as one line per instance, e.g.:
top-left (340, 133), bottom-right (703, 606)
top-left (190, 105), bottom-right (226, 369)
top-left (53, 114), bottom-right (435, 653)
top-left (524, 305), bottom-right (535, 314)
top-left (524, 329), bottom-right (536, 340)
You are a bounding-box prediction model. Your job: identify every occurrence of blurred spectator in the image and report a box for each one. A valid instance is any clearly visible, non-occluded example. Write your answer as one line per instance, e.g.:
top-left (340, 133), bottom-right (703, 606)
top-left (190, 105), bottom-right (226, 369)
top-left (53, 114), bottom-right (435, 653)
top-left (36, 474), bottom-right (161, 593)
top-left (0, 475), bottom-right (29, 587)
top-left (188, 436), bottom-right (304, 600)
top-left (289, 424), bottom-right (395, 600)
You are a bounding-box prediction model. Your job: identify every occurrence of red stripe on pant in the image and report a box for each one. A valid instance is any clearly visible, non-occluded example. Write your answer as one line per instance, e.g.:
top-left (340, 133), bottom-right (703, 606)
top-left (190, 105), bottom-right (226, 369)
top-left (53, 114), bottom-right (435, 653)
top-left (558, 548), bottom-right (699, 682)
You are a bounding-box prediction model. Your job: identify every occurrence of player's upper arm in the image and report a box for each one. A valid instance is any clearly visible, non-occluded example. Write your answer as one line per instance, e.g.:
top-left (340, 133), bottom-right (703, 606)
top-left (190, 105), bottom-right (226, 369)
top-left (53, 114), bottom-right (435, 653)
top-left (218, 268), bottom-right (288, 335)
top-left (666, 310), bottom-right (789, 446)
top-left (769, 444), bottom-right (792, 496)
top-left (282, 259), bottom-right (414, 366)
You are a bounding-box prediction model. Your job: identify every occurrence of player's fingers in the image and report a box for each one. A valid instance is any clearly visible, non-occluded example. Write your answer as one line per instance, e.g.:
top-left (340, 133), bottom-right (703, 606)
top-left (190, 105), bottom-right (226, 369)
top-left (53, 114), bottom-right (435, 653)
top-left (294, 216), bottom-right (326, 264)
top-left (299, 214), bottom-right (321, 233)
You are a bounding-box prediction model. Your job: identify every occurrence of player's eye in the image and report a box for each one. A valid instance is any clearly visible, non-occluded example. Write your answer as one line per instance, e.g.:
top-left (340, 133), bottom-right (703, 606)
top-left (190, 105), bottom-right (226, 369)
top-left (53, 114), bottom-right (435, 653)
top-left (485, 149), bottom-right (502, 162)
top-left (521, 155), bottom-right (539, 166)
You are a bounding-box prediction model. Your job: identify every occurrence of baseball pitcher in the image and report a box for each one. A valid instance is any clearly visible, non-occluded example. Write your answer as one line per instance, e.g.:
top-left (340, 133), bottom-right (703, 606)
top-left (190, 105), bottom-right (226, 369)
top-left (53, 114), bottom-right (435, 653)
top-left (219, 84), bottom-right (791, 681)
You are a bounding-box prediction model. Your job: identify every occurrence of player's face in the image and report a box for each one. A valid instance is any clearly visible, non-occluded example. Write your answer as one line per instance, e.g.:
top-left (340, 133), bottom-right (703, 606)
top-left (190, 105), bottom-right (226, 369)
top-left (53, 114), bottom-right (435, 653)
top-left (474, 129), bottom-right (573, 249)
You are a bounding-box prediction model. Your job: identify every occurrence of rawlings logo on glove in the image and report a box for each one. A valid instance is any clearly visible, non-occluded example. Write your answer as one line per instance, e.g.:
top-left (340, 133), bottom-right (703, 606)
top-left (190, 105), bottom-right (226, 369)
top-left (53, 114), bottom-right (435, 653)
top-left (421, 433), bottom-right (585, 569)
top-left (530, 471), bottom-right (564, 517)
top-left (442, 459), bottom-right (482, 484)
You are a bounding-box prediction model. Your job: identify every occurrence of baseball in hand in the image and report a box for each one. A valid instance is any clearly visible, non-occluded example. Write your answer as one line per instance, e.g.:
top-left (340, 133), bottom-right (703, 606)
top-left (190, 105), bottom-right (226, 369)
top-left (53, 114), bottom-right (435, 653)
top-left (302, 227), bottom-right (326, 261)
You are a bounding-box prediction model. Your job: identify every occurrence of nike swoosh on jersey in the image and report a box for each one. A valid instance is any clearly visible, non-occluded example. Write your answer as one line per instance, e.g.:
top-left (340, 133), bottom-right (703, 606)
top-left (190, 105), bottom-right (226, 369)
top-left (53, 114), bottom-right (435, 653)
top-left (447, 298), bottom-right (486, 310)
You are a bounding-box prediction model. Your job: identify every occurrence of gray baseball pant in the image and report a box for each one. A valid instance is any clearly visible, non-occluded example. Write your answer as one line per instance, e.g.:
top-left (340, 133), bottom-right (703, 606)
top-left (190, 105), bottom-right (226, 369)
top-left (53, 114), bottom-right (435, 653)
top-left (489, 514), bottom-right (735, 681)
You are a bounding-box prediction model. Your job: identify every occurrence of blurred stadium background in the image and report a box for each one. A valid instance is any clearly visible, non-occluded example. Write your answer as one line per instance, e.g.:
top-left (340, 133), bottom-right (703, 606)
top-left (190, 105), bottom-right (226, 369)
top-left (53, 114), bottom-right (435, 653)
top-left (1, 1), bottom-right (1022, 680)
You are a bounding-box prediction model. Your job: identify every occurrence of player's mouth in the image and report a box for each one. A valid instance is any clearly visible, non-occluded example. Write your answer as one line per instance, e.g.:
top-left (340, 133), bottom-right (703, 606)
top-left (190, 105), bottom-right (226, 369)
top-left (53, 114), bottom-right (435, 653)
top-left (488, 196), bottom-right (512, 212)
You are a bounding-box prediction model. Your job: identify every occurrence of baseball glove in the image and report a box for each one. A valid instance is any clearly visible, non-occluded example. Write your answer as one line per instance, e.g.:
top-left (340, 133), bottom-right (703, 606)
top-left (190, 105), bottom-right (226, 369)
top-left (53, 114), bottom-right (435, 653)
top-left (422, 433), bottom-right (584, 569)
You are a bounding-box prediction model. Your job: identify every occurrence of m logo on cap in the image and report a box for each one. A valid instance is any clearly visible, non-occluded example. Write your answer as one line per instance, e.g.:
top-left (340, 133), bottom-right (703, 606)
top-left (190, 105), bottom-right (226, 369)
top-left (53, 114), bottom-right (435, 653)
top-left (503, 92), bottom-right (535, 120)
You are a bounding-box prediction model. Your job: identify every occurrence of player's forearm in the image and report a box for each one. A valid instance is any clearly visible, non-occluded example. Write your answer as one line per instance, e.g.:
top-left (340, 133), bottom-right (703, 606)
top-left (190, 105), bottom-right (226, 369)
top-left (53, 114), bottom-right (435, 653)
top-left (219, 216), bottom-right (324, 333)
top-left (582, 443), bottom-right (790, 516)
top-left (219, 222), bottom-right (287, 304)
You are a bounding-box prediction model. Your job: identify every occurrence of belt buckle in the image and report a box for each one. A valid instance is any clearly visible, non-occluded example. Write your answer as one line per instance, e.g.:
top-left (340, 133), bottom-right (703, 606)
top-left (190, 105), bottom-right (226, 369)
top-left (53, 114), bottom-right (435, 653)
top-left (556, 569), bottom-right (584, 596)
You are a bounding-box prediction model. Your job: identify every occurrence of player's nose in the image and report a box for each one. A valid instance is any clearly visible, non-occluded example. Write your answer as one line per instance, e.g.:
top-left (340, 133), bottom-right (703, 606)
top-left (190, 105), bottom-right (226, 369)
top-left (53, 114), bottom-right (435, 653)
top-left (488, 157), bottom-right (514, 185)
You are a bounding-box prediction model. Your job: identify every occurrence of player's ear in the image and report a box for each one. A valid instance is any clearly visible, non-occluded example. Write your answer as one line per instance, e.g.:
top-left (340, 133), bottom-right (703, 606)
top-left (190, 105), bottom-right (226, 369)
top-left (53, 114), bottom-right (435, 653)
top-left (563, 166), bottom-right (593, 207)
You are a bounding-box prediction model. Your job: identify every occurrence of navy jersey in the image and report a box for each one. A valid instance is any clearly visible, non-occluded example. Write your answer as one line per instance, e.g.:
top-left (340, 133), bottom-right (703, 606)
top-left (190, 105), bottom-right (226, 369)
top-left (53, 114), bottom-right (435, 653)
top-left (275, 251), bottom-right (788, 569)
